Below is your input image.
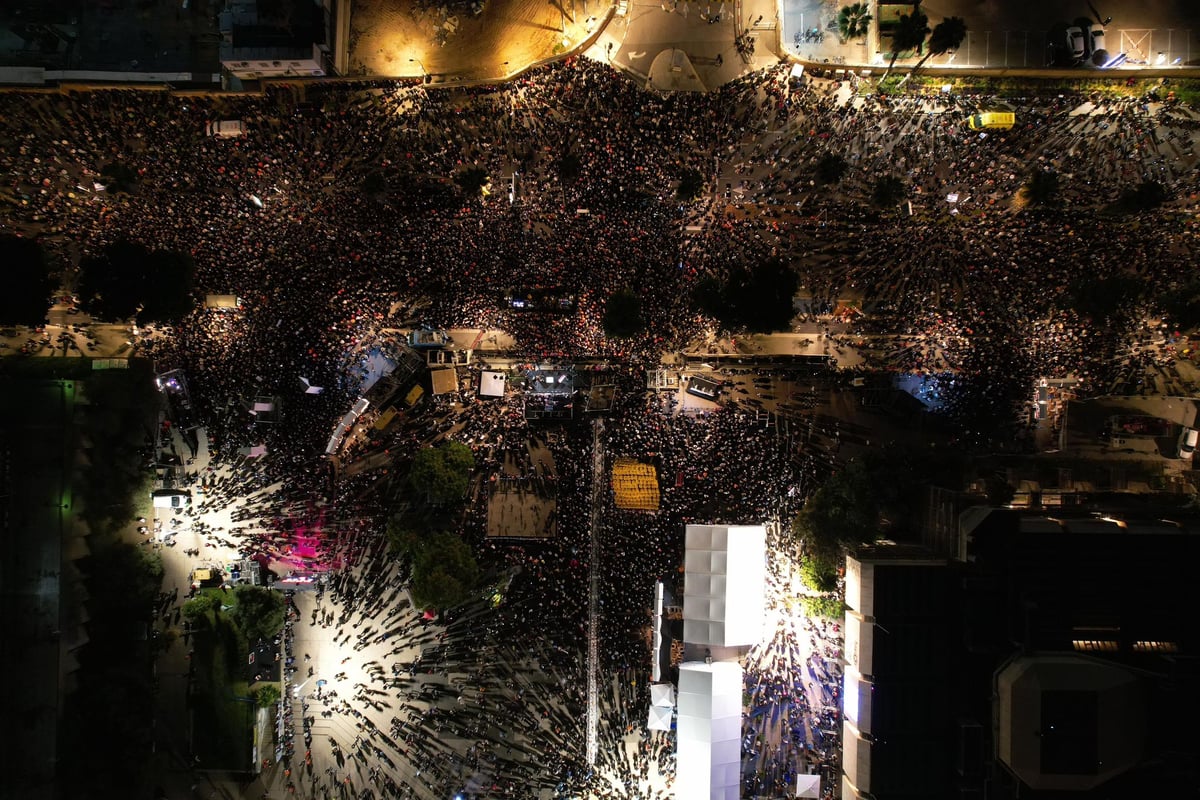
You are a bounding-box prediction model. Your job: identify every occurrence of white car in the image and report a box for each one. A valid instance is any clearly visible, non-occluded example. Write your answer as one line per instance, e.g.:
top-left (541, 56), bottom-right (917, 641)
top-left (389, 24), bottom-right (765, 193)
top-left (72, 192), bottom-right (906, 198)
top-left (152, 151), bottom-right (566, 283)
top-left (1066, 26), bottom-right (1086, 60)
top-left (1089, 25), bottom-right (1105, 56)
top-left (205, 120), bottom-right (246, 138)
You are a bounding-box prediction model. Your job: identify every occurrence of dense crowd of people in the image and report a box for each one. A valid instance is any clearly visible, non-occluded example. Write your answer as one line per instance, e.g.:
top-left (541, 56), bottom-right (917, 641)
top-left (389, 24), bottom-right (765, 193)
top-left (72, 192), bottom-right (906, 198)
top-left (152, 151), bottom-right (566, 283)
top-left (4, 49), bottom-right (1200, 800)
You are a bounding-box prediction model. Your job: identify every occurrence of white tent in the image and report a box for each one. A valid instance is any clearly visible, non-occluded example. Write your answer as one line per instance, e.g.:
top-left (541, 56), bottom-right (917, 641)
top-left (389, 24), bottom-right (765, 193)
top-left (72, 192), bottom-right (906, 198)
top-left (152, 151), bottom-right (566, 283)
top-left (682, 524), bottom-right (766, 646)
top-left (650, 682), bottom-right (676, 707)
top-left (647, 704), bottom-right (672, 731)
top-left (676, 661), bottom-right (743, 800)
top-left (479, 370), bottom-right (507, 397)
top-left (796, 774), bottom-right (821, 798)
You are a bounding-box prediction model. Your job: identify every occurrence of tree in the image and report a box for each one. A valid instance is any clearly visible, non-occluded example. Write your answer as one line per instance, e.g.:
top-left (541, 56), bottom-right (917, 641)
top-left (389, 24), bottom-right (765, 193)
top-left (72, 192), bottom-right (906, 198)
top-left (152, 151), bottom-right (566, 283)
top-left (602, 288), bottom-right (644, 338)
top-left (815, 153), bottom-right (849, 186)
top-left (409, 441), bottom-right (475, 507)
top-left (837, 1), bottom-right (872, 43)
top-left (872, 175), bottom-right (907, 207)
top-left (693, 259), bottom-right (799, 333)
top-left (255, 684), bottom-right (281, 707)
top-left (1068, 275), bottom-right (1143, 325)
top-left (362, 170), bottom-right (387, 195)
top-left (900, 16), bottom-right (967, 84)
top-left (792, 459), bottom-right (880, 561)
top-left (139, 249), bottom-right (195, 323)
top-left (1114, 180), bottom-right (1167, 213)
top-left (386, 517), bottom-right (422, 558)
top-left (99, 161), bottom-right (139, 195)
top-left (229, 585), bottom-right (285, 644)
top-left (1159, 279), bottom-right (1200, 333)
top-left (880, 5), bottom-right (930, 84)
top-left (676, 167), bottom-right (705, 202)
top-left (0, 235), bottom-right (54, 326)
top-left (455, 165), bottom-right (490, 198)
top-left (1021, 169), bottom-right (1060, 207)
top-left (799, 554), bottom-right (839, 593)
top-left (78, 239), bottom-right (194, 323)
top-left (409, 531), bottom-right (479, 610)
top-left (559, 151), bottom-right (582, 185)
top-left (182, 594), bottom-right (218, 622)
top-left (984, 475), bottom-right (1016, 506)
top-left (801, 595), bottom-right (845, 619)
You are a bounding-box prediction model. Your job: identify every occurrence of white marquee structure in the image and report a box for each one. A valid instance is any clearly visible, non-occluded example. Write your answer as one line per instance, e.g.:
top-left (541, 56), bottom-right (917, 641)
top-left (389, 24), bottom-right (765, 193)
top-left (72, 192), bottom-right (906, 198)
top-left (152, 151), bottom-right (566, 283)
top-left (676, 661), bottom-right (744, 800)
top-left (682, 524), bottom-right (766, 647)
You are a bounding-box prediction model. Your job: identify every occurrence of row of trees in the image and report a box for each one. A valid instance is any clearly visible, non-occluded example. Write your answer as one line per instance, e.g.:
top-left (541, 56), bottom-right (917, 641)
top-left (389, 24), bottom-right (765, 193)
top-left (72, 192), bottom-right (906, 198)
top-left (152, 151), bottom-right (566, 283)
top-left (834, 2), bottom-right (968, 86)
top-left (0, 235), bottom-right (198, 326)
top-left (79, 239), bottom-right (196, 323)
top-left (792, 446), bottom-right (966, 582)
top-left (182, 584), bottom-right (286, 644)
top-left (0, 235), bottom-right (56, 326)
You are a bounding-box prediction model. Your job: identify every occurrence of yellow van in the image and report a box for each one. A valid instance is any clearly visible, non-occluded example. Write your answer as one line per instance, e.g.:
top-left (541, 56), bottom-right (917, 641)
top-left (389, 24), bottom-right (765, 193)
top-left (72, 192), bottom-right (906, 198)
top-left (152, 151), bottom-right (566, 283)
top-left (968, 111), bottom-right (1015, 131)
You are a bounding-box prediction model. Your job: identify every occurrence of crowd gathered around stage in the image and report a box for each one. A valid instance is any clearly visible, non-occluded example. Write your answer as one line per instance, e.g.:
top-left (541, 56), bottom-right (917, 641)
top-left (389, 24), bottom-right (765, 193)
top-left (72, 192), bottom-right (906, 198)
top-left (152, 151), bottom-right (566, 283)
top-left (4, 51), bottom-right (1200, 799)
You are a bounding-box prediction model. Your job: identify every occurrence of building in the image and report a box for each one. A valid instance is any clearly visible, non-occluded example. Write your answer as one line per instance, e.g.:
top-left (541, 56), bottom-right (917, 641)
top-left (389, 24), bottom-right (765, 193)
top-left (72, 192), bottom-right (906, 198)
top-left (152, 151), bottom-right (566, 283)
top-left (218, 0), bottom-right (339, 85)
top-left (842, 510), bottom-right (1200, 799)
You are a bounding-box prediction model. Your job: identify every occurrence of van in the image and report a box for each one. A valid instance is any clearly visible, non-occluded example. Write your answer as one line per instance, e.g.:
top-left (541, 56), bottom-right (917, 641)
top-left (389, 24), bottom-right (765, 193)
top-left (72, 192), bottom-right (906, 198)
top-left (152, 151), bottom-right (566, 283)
top-left (204, 294), bottom-right (242, 310)
top-left (1177, 427), bottom-right (1197, 459)
top-left (206, 120), bottom-right (246, 138)
top-left (152, 488), bottom-right (191, 509)
top-left (967, 111), bottom-right (1015, 131)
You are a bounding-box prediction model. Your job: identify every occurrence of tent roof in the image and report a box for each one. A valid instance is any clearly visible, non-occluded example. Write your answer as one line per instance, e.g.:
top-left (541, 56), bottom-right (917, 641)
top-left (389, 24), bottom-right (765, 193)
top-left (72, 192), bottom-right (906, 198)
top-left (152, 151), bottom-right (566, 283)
top-left (647, 704), bottom-right (672, 731)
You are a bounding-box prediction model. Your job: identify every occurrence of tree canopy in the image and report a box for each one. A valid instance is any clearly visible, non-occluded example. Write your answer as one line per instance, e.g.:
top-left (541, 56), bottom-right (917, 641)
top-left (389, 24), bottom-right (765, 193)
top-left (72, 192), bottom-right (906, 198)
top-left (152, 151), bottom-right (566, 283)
top-left (676, 167), bottom-right (705, 202)
top-left (694, 259), bottom-right (799, 333)
top-left (409, 441), bottom-right (475, 507)
top-left (229, 585), bottom-right (285, 643)
top-left (815, 153), bottom-right (849, 186)
top-left (455, 165), bottom-right (490, 198)
top-left (602, 288), bottom-right (645, 338)
top-left (409, 531), bottom-right (480, 610)
top-left (559, 150), bottom-right (582, 184)
top-left (1113, 180), bottom-right (1167, 213)
top-left (1159, 279), bottom-right (1200, 332)
top-left (78, 239), bottom-right (195, 323)
top-left (99, 160), bottom-right (139, 195)
top-left (0, 235), bottom-right (54, 326)
top-left (1068, 274), bottom-right (1144, 325)
top-left (1021, 169), bottom-right (1060, 207)
top-left (872, 175), bottom-right (907, 208)
top-left (837, 2), bottom-right (872, 42)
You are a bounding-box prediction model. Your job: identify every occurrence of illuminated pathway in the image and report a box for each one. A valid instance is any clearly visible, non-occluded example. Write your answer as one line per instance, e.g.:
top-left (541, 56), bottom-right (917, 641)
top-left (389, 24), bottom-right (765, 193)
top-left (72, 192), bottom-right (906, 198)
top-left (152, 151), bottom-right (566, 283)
top-left (586, 418), bottom-right (605, 767)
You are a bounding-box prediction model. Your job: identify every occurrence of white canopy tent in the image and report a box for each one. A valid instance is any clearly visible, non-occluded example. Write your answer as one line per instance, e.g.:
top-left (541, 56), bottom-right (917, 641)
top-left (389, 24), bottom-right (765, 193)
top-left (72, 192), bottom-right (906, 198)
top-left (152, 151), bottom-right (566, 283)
top-left (650, 682), bottom-right (676, 707)
top-left (682, 524), bottom-right (766, 646)
top-left (479, 370), bottom-right (507, 397)
top-left (676, 661), bottom-right (742, 800)
top-left (796, 774), bottom-right (821, 798)
top-left (647, 704), bottom-right (673, 731)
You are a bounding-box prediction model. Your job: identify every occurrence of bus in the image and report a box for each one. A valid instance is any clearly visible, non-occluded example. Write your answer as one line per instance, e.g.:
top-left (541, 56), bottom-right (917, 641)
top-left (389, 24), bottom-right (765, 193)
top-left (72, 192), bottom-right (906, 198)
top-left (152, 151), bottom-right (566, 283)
top-left (967, 111), bottom-right (1015, 131)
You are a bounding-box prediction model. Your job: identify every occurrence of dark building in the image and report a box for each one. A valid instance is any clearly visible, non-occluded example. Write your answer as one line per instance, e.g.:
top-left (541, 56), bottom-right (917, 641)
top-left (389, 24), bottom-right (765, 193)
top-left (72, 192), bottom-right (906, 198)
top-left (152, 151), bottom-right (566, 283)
top-left (841, 509), bottom-right (1200, 799)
